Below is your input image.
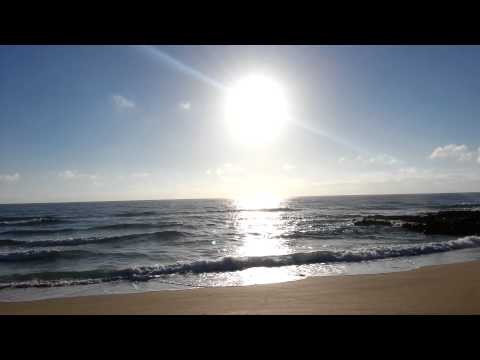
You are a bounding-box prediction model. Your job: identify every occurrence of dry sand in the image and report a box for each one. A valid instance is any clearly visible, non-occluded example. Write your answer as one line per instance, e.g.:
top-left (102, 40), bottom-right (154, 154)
top-left (1, 260), bottom-right (480, 315)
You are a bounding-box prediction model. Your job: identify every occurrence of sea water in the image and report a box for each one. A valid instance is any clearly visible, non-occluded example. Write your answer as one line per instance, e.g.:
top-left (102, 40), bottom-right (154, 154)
top-left (1, 193), bottom-right (480, 301)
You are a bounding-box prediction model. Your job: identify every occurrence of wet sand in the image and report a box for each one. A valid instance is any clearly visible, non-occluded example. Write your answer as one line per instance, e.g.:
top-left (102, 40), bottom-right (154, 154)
top-left (1, 261), bottom-right (480, 314)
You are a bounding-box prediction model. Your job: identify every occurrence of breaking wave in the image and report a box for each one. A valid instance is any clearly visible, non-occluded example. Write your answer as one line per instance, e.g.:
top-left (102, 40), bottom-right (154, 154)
top-left (1, 236), bottom-right (479, 289)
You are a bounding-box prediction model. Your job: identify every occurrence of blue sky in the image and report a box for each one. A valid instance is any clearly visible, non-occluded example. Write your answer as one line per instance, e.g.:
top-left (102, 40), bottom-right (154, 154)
top-left (1, 45), bottom-right (480, 203)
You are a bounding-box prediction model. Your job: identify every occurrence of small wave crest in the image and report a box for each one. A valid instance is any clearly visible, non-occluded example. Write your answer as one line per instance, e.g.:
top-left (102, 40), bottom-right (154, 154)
top-left (91, 222), bottom-right (183, 230)
top-left (0, 216), bottom-right (55, 222)
top-left (0, 278), bottom-right (102, 290)
top-left (0, 249), bottom-right (95, 262)
top-left (431, 203), bottom-right (480, 209)
top-left (0, 217), bottom-right (66, 227)
top-left (277, 226), bottom-right (360, 239)
top-left (0, 228), bottom-right (76, 237)
top-left (0, 239), bottom-right (24, 246)
top-left (114, 211), bottom-right (158, 217)
top-left (204, 207), bottom-right (300, 214)
top-left (0, 230), bottom-right (190, 248)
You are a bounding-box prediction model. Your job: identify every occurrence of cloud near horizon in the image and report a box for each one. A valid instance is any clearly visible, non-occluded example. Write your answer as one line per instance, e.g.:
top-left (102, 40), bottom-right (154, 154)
top-left (429, 144), bottom-right (477, 163)
top-left (311, 165), bottom-right (480, 195)
top-left (179, 101), bottom-right (191, 110)
top-left (130, 172), bottom-right (151, 179)
top-left (282, 163), bottom-right (296, 171)
top-left (338, 153), bottom-right (402, 167)
top-left (206, 163), bottom-right (244, 179)
top-left (58, 170), bottom-right (98, 180)
top-left (0, 173), bottom-right (20, 183)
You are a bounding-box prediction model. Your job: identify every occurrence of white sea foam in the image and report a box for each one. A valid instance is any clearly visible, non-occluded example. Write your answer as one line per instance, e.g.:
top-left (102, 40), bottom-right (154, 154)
top-left (2, 236), bottom-right (480, 289)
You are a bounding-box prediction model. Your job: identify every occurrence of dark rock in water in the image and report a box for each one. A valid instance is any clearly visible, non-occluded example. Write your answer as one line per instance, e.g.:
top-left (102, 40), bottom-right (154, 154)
top-left (413, 210), bottom-right (480, 235)
top-left (354, 210), bottom-right (480, 236)
top-left (354, 219), bottom-right (393, 226)
top-left (358, 214), bottom-right (422, 222)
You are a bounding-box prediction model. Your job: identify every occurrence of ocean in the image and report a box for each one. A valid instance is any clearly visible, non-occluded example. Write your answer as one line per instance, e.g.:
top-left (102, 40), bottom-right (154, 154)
top-left (1, 193), bottom-right (480, 301)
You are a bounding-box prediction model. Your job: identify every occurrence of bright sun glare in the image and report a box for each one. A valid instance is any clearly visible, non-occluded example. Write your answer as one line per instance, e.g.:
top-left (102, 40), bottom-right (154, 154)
top-left (225, 74), bottom-right (290, 145)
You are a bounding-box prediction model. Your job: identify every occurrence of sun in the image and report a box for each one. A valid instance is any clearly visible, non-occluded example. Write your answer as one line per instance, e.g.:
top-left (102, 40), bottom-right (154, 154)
top-left (224, 74), bottom-right (290, 145)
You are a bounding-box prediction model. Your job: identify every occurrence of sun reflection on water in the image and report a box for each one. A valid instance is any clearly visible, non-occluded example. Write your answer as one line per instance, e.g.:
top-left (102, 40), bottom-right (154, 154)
top-left (233, 194), bottom-right (284, 211)
top-left (231, 195), bottom-right (293, 257)
top-left (227, 194), bottom-right (300, 285)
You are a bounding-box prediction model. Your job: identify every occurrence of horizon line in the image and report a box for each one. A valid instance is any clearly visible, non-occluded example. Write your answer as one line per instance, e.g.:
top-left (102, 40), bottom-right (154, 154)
top-left (1, 191), bottom-right (480, 206)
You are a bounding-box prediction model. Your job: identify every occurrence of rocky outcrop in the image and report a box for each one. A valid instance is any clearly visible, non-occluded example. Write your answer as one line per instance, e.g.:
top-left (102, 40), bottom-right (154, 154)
top-left (353, 219), bottom-right (393, 226)
top-left (354, 210), bottom-right (480, 236)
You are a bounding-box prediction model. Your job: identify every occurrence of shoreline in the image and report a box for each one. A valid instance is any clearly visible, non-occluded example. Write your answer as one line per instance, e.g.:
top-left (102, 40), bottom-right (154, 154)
top-left (1, 260), bottom-right (480, 314)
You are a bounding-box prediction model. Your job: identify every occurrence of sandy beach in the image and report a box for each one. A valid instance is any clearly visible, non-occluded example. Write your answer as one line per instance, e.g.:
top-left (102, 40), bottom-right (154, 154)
top-left (1, 260), bottom-right (480, 315)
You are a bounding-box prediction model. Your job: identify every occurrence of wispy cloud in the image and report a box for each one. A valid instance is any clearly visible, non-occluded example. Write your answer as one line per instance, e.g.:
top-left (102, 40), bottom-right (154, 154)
top-left (313, 166), bottom-right (480, 189)
top-left (58, 170), bottom-right (76, 179)
top-left (283, 163), bottom-right (296, 171)
top-left (58, 170), bottom-right (97, 181)
top-left (112, 94), bottom-right (135, 110)
top-left (179, 101), bottom-right (191, 110)
top-left (429, 144), bottom-right (475, 162)
top-left (0, 173), bottom-right (20, 183)
top-left (206, 163), bottom-right (244, 179)
top-left (130, 172), bottom-right (150, 179)
top-left (116, 172), bottom-right (152, 181)
top-left (338, 153), bottom-right (402, 167)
